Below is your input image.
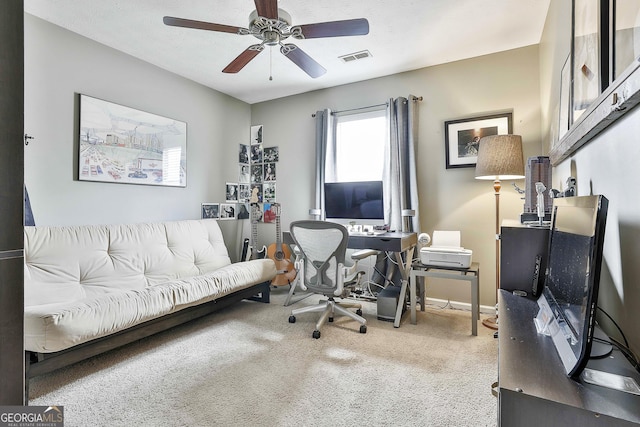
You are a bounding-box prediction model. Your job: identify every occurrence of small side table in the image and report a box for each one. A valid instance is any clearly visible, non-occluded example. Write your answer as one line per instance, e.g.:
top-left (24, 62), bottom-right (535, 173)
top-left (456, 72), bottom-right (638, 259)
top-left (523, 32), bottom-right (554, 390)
top-left (409, 261), bottom-right (480, 336)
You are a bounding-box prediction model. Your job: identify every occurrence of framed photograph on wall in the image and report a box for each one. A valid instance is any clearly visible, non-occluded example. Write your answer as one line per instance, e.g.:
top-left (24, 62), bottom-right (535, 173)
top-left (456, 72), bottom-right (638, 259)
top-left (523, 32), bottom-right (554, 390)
top-left (225, 182), bottom-right (238, 202)
top-left (238, 184), bottom-right (251, 202)
top-left (239, 144), bottom-right (249, 164)
top-left (250, 125), bottom-right (263, 145)
top-left (220, 203), bottom-right (235, 220)
top-left (250, 164), bottom-right (263, 183)
top-left (444, 112), bottom-right (513, 169)
top-left (572, 0), bottom-right (605, 123)
top-left (78, 94), bottom-right (187, 187)
top-left (237, 203), bottom-right (250, 219)
top-left (263, 146), bottom-right (279, 162)
top-left (263, 182), bottom-right (276, 202)
top-left (559, 54), bottom-right (572, 141)
top-left (238, 164), bottom-right (250, 183)
top-left (250, 143), bottom-right (263, 163)
top-left (613, 0), bottom-right (640, 79)
top-left (201, 203), bottom-right (219, 219)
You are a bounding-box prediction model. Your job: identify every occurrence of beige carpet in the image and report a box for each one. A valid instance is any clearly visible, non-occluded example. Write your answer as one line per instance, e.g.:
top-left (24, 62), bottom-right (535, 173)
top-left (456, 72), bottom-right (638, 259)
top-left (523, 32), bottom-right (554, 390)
top-left (29, 288), bottom-right (498, 426)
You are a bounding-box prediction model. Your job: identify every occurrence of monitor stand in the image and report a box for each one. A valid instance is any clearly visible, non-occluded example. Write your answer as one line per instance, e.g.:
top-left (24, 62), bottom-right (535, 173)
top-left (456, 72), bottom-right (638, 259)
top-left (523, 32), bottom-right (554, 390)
top-left (590, 324), bottom-right (613, 359)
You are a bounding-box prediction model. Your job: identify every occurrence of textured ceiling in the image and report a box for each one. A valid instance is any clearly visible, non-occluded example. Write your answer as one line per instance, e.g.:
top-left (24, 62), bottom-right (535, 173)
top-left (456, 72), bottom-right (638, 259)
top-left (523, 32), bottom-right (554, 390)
top-left (24, 0), bottom-right (551, 104)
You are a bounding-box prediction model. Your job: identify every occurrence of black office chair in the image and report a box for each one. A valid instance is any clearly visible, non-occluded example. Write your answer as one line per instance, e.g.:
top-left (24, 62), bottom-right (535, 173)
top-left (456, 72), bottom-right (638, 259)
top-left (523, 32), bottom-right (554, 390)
top-left (287, 220), bottom-right (370, 339)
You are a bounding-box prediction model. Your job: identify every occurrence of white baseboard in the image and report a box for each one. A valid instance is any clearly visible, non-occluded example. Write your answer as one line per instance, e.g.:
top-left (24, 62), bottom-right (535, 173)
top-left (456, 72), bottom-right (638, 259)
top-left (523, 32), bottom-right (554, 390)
top-left (423, 296), bottom-right (496, 315)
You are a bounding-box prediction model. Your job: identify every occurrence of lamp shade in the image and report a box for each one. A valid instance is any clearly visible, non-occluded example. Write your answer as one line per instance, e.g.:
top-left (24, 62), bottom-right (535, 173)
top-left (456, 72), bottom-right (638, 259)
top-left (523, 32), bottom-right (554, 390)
top-left (475, 134), bottom-right (525, 180)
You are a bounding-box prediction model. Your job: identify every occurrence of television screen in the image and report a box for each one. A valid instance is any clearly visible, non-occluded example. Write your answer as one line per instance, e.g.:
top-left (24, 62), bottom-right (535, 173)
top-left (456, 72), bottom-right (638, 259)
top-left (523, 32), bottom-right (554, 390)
top-left (324, 181), bottom-right (384, 220)
top-left (538, 194), bottom-right (608, 378)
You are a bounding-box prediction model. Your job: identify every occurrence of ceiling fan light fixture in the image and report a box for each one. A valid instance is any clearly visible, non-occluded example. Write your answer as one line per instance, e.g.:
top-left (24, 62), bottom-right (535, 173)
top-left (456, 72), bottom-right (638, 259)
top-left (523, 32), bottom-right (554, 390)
top-left (164, 1), bottom-right (369, 78)
top-left (248, 9), bottom-right (291, 39)
top-left (263, 30), bottom-right (280, 46)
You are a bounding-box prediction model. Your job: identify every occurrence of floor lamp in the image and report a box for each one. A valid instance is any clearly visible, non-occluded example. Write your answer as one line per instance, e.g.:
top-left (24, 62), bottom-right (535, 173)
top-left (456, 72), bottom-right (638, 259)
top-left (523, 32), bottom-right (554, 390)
top-left (475, 135), bottom-right (525, 330)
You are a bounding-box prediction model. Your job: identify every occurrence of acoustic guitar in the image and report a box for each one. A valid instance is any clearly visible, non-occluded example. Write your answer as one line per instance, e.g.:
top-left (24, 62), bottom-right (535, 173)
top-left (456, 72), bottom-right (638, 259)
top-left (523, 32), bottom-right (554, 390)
top-left (266, 203), bottom-right (296, 286)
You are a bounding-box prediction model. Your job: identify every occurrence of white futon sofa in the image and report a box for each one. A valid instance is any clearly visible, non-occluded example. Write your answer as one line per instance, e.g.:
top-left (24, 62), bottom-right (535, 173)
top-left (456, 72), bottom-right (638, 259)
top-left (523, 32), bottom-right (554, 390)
top-left (24, 219), bottom-right (276, 384)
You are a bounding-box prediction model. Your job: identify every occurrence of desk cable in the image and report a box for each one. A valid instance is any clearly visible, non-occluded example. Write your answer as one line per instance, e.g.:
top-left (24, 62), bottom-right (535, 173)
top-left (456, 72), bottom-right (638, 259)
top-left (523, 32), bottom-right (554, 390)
top-left (596, 306), bottom-right (640, 373)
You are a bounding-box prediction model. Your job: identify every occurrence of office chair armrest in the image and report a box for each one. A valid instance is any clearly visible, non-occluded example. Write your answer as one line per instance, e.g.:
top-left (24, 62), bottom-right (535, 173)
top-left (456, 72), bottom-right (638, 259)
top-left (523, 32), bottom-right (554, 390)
top-left (291, 244), bottom-right (301, 259)
top-left (342, 262), bottom-right (360, 280)
top-left (334, 262), bottom-right (353, 296)
top-left (340, 250), bottom-right (378, 295)
top-left (294, 256), bottom-right (307, 291)
top-left (350, 249), bottom-right (380, 261)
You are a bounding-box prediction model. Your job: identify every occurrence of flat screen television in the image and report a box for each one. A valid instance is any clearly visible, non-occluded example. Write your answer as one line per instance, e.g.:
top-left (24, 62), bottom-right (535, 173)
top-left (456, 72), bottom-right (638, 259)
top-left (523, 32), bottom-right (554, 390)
top-left (536, 194), bottom-right (608, 378)
top-left (324, 181), bottom-right (384, 220)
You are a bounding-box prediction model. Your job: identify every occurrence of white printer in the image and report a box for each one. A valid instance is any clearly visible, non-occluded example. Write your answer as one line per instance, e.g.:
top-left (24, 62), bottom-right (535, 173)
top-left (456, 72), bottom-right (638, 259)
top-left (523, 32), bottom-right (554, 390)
top-left (419, 230), bottom-right (473, 268)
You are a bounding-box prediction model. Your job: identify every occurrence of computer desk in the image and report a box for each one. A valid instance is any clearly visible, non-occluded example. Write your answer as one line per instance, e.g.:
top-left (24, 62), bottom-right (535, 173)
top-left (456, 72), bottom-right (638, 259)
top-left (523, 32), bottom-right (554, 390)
top-left (283, 231), bottom-right (417, 327)
top-left (346, 232), bottom-right (417, 327)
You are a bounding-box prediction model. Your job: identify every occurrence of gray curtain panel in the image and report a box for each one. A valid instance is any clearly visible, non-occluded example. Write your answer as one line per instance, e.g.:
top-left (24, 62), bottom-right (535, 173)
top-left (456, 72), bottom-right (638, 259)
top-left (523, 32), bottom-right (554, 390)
top-left (315, 97), bottom-right (420, 290)
top-left (314, 108), bottom-right (334, 217)
top-left (384, 96), bottom-right (420, 233)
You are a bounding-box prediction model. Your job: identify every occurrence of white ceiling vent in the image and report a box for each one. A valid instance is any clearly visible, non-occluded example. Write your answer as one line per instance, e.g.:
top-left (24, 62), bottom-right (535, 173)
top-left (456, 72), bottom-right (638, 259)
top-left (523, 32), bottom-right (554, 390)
top-left (339, 50), bottom-right (372, 63)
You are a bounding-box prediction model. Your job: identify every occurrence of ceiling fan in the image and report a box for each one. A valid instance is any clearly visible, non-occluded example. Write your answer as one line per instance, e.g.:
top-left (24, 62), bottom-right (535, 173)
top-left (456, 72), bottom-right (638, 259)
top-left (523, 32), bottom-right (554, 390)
top-left (163, 0), bottom-right (369, 78)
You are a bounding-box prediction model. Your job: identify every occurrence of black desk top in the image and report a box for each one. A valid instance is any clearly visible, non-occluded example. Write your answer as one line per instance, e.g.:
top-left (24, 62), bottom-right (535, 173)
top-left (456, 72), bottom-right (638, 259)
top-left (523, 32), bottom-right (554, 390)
top-left (499, 290), bottom-right (640, 423)
top-left (283, 231), bottom-right (416, 253)
top-left (346, 231), bottom-right (416, 252)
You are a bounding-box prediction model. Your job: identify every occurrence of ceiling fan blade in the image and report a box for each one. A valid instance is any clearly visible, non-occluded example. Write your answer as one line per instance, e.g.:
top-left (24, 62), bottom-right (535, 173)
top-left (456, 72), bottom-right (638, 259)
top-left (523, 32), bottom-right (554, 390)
top-left (294, 18), bottom-right (369, 39)
top-left (254, 0), bottom-right (279, 20)
top-left (280, 44), bottom-right (326, 78)
top-left (222, 45), bottom-right (264, 74)
top-left (163, 16), bottom-right (243, 34)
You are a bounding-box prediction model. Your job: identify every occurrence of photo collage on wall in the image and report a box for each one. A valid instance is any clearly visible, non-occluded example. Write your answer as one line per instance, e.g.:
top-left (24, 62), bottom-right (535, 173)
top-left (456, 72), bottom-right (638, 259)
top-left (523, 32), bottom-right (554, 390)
top-left (201, 124), bottom-right (279, 223)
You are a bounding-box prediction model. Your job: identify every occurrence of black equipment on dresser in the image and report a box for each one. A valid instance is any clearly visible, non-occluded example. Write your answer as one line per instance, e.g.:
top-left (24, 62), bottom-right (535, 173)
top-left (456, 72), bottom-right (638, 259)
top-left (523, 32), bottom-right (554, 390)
top-left (500, 220), bottom-right (549, 297)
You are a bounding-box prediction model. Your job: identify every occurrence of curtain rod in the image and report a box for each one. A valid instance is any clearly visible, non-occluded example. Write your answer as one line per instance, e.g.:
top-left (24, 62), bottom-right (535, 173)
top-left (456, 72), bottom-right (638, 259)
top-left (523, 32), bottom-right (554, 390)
top-left (311, 95), bottom-right (422, 117)
top-left (333, 102), bottom-right (387, 115)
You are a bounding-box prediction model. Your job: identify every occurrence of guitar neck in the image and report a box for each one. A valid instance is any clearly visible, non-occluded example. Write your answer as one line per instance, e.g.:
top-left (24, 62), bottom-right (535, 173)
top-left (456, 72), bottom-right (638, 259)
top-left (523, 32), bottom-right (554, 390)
top-left (275, 205), bottom-right (282, 251)
top-left (252, 222), bottom-right (258, 250)
top-left (250, 203), bottom-right (260, 259)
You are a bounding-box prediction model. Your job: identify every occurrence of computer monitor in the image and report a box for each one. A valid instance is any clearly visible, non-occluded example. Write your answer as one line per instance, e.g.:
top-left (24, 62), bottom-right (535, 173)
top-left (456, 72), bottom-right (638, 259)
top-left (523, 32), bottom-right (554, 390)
top-left (324, 181), bottom-right (384, 222)
top-left (536, 194), bottom-right (608, 378)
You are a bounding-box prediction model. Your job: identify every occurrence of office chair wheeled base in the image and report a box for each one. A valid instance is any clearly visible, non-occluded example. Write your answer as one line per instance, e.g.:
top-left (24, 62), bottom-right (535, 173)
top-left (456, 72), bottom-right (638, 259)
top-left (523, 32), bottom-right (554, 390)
top-left (289, 297), bottom-right (367, 339)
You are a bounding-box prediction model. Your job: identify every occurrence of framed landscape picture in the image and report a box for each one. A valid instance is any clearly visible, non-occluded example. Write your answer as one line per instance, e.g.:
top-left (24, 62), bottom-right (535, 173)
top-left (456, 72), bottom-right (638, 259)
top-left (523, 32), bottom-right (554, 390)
top-left (78, 94), bottom-right (187, 187)
top-left (444, 112), bottom-right (513, 169)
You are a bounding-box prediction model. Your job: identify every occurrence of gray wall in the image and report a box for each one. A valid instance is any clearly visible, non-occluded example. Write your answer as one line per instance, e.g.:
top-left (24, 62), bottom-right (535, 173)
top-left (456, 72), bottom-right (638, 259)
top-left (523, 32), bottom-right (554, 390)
top-left (251, 45), bottom-right (543, 309)
top-left (24, 14), bottom-right (251, 245)
top-left (24, 13), bottom-right (544, 312)
top-left (540, 2), bottom-right (640, 353)
top-left (22, 0), bottom-right (640, 373)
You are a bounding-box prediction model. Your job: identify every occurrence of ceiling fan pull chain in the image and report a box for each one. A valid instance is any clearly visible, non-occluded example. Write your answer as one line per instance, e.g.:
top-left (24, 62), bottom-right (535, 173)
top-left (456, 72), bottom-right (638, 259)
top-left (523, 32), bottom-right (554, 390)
top-left (269, 46), bottom-right (273, 81)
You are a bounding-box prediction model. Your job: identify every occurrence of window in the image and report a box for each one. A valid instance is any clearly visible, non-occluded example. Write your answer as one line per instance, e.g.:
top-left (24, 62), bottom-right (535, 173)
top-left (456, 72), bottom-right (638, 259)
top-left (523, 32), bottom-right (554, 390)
top-left (328, 108), bottom-right (386, 182)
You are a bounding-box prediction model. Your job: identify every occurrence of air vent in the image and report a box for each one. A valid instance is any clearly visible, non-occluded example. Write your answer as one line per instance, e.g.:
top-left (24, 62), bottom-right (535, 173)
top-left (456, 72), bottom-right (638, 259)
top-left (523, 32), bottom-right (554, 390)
top-left (338, 50), bottom-right (372, 63)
